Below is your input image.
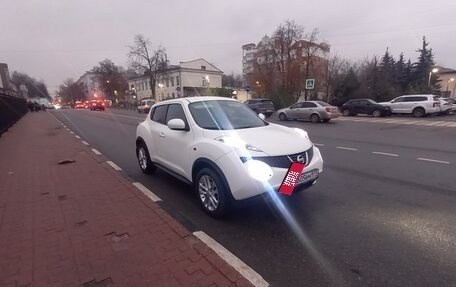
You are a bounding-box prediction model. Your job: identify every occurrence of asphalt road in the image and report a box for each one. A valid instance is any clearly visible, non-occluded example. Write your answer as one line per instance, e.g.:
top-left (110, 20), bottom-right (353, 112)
top-left (51, 108), bottom-right (456, 287)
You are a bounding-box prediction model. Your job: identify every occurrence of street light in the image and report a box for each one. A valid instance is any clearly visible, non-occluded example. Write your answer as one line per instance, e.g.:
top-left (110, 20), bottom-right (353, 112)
top-left (158, 83), bottom-right (164, 101)
top-left (428, 68), bottom-right (439, 88)
top-left (205, 75), bottom-right (210, 96)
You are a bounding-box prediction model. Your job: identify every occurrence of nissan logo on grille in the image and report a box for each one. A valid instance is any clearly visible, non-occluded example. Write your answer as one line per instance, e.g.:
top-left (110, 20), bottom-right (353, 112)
top-left (296, 154), bottom-right (306, 164)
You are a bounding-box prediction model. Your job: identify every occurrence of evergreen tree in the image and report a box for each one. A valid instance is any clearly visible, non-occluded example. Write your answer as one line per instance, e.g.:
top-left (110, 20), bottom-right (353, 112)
top-left (412, 36), bottom-right (438, 93)
top-left (394, 52), bottom-right (407, 94)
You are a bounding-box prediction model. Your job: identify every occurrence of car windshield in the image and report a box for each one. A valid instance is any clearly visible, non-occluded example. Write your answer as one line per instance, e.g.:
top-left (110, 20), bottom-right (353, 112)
top-left (189, 100), bottom-right (267, 130)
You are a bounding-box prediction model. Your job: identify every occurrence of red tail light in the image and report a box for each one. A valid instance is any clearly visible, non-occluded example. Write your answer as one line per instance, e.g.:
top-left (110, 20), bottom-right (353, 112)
top-left (325, 107), bottom-right (331, 112)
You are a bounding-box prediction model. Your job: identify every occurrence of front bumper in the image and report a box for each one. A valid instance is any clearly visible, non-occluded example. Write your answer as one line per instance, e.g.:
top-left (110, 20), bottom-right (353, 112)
top-left (216, 145), bottom-right (324, 201)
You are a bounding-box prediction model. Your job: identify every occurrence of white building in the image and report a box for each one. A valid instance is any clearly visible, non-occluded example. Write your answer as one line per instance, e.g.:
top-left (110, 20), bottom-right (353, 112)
top-left (128, 58), bottom-right (223, 101)
top-left (76, 72), bottom-right (104, 99)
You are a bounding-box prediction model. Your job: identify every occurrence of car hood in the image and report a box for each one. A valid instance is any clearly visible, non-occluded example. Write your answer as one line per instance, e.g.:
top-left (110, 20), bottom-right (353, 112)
top-left (202, 123), bottom-right (313, 156)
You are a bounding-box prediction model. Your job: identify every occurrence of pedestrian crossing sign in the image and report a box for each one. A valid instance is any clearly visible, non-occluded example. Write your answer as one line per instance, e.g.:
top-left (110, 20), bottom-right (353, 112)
top-left (305, 79), bottom-right (315, 90)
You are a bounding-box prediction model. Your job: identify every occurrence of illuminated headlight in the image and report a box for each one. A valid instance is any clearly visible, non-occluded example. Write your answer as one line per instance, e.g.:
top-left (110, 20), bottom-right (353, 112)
top-left (245, 160), bottom-right (273, 181)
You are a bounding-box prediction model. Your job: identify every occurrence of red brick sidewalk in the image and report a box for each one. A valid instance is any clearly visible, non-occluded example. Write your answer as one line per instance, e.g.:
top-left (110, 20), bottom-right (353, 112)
top-left (0, 112), bottom-right (257, 287)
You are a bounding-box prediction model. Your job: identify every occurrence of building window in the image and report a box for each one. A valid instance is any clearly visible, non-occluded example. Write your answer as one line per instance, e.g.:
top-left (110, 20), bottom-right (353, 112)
top-left (167, 93), bottom-right (170, 99)
top-left (166, 78), bottom-right (169, 87)
top-left (130, 84), bottom-right (134, 90)
top-left (202, 77), bottom-right (208, 87)
top-left (170, 77), bottom-right (174, 87)
top-left (176, 76), bottom-right (180, 86)
top-left (201, 65), bottom-right (206, 70)
top-left (172, 93), bottom-right (175, 98)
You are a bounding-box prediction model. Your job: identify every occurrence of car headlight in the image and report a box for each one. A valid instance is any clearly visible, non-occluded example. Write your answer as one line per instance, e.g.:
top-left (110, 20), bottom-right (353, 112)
top-left (245, 160), bottom-right (273, 181)
top-left (215, 136), bottom-right (263, 152)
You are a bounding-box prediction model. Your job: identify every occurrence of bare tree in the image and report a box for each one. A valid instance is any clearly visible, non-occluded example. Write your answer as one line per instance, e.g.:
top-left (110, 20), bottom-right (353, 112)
top-left (127, 34), bottom-right (168, 100)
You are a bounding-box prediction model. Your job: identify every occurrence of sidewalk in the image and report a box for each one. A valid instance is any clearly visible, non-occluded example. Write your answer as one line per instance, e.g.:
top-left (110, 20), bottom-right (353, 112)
top-left (0, 112), bottom-right (257, 287)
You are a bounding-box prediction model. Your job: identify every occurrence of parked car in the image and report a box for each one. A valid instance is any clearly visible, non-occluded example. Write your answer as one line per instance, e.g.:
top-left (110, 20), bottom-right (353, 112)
top-left (277, 101), bottom-right (339, 123)
top-left (136, 97), bottom-right (323, 217)
top-left (341, 99), bottom-right (392, 117)
top-left (379, 95), bottom-right (440, 117)
top-left (438, 98), bottom-right (453, 115)
top-left (137, 99), bottom-right (156, 113)
top-left (445, 98), bottom-right (456, 113)
top-left (244, 98), bottom-right (275, 117)
top-left (89, 100), bottom-right (105, 111)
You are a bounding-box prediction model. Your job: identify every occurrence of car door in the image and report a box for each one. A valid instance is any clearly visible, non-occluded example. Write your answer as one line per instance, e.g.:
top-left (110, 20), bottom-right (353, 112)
top-left (288, 102), bottom-right (304, 118)
top-left (389, 97), bottom-right (405, 113)
top-left (300, 102), bottom-right (317, 120)
top-left (148, 105), bottom-right (169, 164)
top-left (357, 100), bottom-right (369, 114)
top-left (156, 103), bottom-right (193, 178)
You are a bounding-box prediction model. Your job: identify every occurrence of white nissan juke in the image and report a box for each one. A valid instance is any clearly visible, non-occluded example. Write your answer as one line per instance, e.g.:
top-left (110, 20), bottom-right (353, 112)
top-left (136, 97), bottom-right (323, 217)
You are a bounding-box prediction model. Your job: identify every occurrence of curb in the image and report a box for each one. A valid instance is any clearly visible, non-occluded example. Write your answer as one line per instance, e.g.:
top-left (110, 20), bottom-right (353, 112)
top-left (48, 111), bottom-right (269, 287)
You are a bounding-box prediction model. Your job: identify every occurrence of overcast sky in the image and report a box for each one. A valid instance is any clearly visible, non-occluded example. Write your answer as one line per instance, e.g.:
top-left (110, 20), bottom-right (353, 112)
top-left (1, 0), bottom-right (455, 95)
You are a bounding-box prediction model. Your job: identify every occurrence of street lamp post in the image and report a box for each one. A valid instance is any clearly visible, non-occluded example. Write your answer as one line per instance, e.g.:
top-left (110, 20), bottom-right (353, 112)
top-left (205, 75), bottom-right (210, 96)
top-left (428, 68), bottom-right (439, 88)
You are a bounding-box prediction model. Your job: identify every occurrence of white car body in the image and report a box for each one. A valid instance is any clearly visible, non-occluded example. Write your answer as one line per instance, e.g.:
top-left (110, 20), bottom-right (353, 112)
top-left (136, 97), bottom-right (323, 215)
top-left (379, 94), bottom-right (440, 117)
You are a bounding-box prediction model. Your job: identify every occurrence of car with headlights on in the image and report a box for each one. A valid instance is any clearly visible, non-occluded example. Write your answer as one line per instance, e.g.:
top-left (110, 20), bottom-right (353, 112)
top-left (136, 97), bottom-right (323, 217)
top-left (277, 101), bottom-right (339, 123)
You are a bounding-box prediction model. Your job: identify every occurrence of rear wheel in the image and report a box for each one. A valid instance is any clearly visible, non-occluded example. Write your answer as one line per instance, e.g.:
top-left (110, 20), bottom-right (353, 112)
top-left (279, 113), bottom-right (287, 121)
top-left (310, 113), bottom-right (321, 123)
top-left (413, 107), bottom-right (425, 118)
top-left (372, 109), bottom-right (382, 118)
top-left (136, 142), bottom-right (156, 174)
top-left (195, 168), bottom-right (231, 218)
top-left (342, 109), bottom-right (351, 116)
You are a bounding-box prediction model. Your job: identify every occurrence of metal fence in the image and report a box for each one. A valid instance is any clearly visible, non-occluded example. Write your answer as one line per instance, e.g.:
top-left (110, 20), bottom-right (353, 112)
top-left (0, 88), bottom-right (27, 136)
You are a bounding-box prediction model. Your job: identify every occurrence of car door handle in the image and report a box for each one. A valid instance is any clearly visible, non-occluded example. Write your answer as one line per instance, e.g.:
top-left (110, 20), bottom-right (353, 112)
top-left (159, 132), bottom-right (166, 138)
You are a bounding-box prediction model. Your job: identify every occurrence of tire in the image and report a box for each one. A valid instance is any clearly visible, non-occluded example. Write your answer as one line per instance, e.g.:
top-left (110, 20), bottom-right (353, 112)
top-left (279, 113), bottom-right (287, 121)
top-left (372, 109), bottom-right (382, 118)
top-left (413, 107), bottom-right (425, 118)
top-left (195, 168), bottom-right (231, 218)
top-left (323, 119), bottom-right (330, 123)
top-left (342, 109), bottom-right (351, 116)
top-left (310, 113), bottom-right (321, 123)
top-left (136, 142), bottom-right (156, 174)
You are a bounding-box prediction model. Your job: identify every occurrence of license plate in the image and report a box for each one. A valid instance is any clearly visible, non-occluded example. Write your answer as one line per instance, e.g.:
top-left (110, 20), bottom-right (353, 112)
top-left (297, 169), bottom-right (319, 184)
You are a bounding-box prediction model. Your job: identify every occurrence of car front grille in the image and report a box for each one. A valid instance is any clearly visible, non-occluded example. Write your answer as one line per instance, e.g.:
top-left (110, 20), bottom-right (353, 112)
top-left (241, 147), bottom-right (314, 168)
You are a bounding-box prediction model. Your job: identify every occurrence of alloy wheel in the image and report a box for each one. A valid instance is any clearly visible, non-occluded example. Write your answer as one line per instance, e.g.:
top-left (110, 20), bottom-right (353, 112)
top-left (198, 175), bottom-right (220, 211)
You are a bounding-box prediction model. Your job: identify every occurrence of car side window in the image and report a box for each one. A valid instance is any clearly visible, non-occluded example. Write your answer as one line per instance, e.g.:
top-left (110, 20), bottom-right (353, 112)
top-left (291, 103), bottom-right (303, 109)
top-left (301, 102), bottom-right (317, 108)
top-left (350, 100), bottom-right (359, 105)
top-left (165, 104), bottom-right (189, 128)
top-left (151, 105), bottom-right (168, 124)
top-left (393, 97), bottom-right (405, 103)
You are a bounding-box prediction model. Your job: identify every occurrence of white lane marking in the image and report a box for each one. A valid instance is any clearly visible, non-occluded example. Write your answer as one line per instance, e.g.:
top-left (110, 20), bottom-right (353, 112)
top-left (448, 122), bottom-right (456, 127)
top-left (81, 141), bottom-right (89, 146)
top-left (314, 143), bottom-right (325, 146)
top-left (372, 152), bottom-right (399, 157)
top-left (193, 231), bottom-right (269, 287)
top-left (336, 146), bottom-right (358, 151)
top-left (74, 135), bottom-right (81, 139)
top-left (435, 122), bottom-right (453, 127)
top-left (106, 160), bottom-right (122, 171)
top-left (91, 148), bottom-right (102, 155)
top-left (70, 131), bottom-right (74, 134)
top-left (132, 182), bottom-right (162, 202)
top-left (417, 158), bottom-right (450, 164)
top-left (410, 120), bottom-right (427, 125)
top-left (424, 122), bottom-right (441, 126)
top-left (402, 121), bottom-right (418, 125)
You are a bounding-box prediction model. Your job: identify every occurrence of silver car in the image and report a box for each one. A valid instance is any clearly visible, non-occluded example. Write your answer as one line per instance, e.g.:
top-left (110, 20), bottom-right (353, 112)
top-left (137, 99), bottom-right (156, 113)
top-left (277, 101), bottom-right (339, 123)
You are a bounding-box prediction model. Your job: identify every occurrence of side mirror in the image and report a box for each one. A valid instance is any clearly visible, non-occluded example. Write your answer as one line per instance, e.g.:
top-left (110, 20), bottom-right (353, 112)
top-left (258, 113), bottom-right (266, 120)
top-left (167, 118), bottom-right (187, 130)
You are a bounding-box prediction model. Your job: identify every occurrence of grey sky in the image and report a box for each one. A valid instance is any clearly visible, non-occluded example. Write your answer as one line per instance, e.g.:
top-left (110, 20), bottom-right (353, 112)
top-left (2, 0), bottom-right (455, 95)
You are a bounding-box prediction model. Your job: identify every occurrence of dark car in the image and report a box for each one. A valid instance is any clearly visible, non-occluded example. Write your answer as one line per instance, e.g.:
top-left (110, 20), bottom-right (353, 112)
top-left (341, 99), bottom-right (392, 117)
top-left (244, 98), bottom-right (275, 117)
top-left (90, 100), bottom-right (105, 111)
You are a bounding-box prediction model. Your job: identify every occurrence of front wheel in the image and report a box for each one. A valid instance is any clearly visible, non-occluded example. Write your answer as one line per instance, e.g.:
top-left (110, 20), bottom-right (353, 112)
top-left (195, 168), bottom-right (231, 218)
top-left (342, 109), bottom-right (351, 116)
top-left (372, 109), bottom-right (382, 118)
top-left (136, 142), bottom-right (156, 174)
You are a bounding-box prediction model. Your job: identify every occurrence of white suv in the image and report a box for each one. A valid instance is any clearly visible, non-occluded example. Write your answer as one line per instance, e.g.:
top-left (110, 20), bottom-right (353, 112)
top-left (136, 97), bottom-right (323, 217)
top-left (379, 95), bottom-right (440, 117)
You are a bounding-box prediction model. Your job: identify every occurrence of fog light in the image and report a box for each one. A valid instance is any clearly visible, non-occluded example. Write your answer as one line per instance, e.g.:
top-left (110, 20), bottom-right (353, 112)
top-left (245, 160), bottom-right (273, 181)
